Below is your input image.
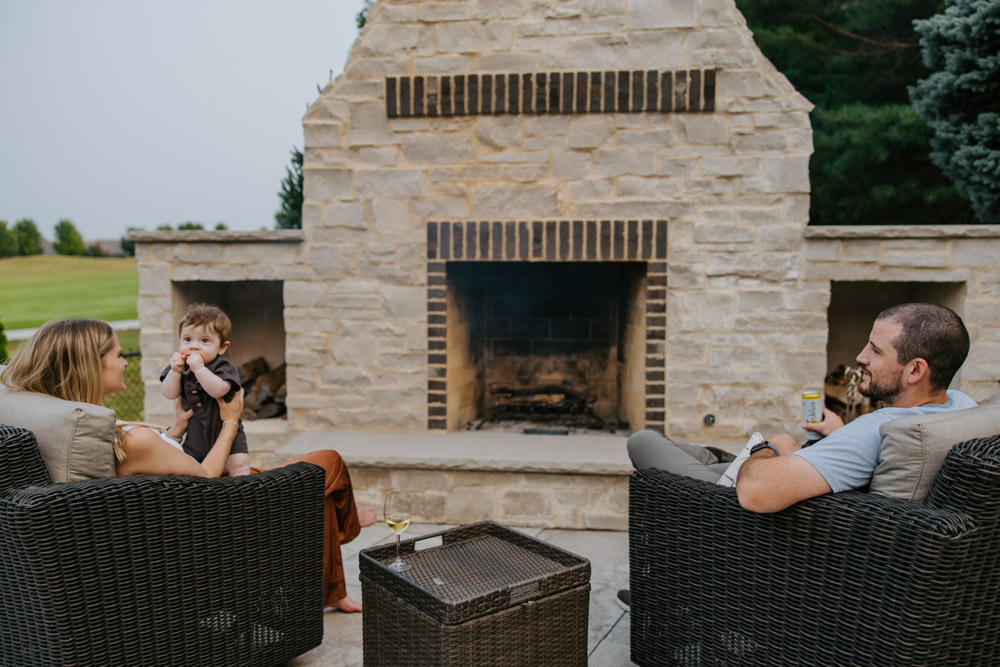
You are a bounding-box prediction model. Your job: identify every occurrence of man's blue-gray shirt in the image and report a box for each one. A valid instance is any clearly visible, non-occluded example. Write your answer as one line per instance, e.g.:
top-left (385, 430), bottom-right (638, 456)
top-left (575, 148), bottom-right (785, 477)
top-left (792, 390), bottom-right (977, 493)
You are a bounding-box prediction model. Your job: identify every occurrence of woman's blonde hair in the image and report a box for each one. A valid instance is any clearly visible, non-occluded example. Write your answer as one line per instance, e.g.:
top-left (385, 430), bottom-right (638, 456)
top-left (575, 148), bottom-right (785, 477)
top-left (1, 318), bottom-right (127, 461)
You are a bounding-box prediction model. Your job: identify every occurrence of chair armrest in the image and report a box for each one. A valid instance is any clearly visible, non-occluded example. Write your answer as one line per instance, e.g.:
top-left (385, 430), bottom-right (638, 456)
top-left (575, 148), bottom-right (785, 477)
top-left (0, 463), bottom-right (326, 666)
top-left (628, 467), bottom-right (990, 665)
top-left (0, 423), bottom-right (51, 492)
top-left (632, 465), bottom-right (978, 544)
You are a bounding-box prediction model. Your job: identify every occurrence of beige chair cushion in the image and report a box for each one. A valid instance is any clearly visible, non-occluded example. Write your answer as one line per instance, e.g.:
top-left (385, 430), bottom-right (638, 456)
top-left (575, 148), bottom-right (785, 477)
top-left (0, 380), bottom-right (117, 483)
top-left (872, 393), bottom-right (1000, 503)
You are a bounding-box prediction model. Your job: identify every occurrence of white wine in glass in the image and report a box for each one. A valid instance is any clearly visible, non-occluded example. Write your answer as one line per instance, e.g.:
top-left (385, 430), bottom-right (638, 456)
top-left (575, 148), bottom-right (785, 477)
top-left (384, 489), bottom-right (413, 572)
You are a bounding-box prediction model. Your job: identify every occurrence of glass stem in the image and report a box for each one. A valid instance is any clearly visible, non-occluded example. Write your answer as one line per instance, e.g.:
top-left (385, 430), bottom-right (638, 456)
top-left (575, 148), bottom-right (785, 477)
top-left (395, 533), bottom-right (401, 562)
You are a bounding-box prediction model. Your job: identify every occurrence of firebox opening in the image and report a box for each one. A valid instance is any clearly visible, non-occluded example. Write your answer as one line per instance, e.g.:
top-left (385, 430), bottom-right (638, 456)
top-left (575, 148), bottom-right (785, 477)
top-left (171, 280), bottom-right (287, 421)
top-left (446, 262), bottom-right (646, 434)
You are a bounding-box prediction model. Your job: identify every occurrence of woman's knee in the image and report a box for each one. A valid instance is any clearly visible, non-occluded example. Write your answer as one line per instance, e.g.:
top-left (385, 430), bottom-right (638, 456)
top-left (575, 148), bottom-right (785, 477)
top-left (289, 450), bottom-right (347, 480)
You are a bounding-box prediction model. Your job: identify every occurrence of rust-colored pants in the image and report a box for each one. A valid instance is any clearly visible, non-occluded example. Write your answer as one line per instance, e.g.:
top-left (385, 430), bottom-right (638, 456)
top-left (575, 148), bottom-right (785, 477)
top-left (252, 450), bottom-right (361, 607)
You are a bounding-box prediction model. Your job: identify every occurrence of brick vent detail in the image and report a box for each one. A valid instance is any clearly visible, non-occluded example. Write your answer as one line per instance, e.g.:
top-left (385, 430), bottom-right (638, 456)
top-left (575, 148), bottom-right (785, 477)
top-left (387, 70), bottom-right (716, 118)
top-left (426, 220), bottom-right (667, 432)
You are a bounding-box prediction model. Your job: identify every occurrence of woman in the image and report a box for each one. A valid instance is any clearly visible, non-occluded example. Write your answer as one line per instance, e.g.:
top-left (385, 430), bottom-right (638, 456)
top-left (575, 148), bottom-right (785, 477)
top-left (1, 318), bottom-right (374, 612)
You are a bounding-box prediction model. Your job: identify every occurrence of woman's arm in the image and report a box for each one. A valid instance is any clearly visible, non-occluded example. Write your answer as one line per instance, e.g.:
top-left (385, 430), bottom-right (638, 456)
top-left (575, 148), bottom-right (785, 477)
top-left (164, 399), bottom-right (193, 442)
top-left (116, 390), bottom-right (244, 478)
top-left (199, 388), bottom-right (245, 475)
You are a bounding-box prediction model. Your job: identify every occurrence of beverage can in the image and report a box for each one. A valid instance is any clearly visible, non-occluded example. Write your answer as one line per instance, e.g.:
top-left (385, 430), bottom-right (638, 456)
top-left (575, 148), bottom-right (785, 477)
top-left (802, 389), bottom-right (823, 441)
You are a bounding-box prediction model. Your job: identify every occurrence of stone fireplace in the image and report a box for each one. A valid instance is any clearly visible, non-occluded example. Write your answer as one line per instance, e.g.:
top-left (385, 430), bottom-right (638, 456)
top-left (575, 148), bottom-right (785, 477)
top-left (132, 0), bottom-right (1000, 528)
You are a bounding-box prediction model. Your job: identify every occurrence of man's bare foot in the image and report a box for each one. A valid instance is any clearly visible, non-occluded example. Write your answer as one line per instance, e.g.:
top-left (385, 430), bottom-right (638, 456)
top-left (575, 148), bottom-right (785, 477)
top-left (326, 596), bottom-right (363, 613)
top-left (358, 506), bottom-right (377, 528)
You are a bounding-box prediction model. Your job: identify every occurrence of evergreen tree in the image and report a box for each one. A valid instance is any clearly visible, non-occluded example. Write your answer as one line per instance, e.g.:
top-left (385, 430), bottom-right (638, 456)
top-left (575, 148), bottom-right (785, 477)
top-left (738, 0), bottom-right (944, 107)
top-left (0, 221), bottom-right (18, 258)
top-left (811, 104), bottom-right (972, 225)
top-left (910, 0), bottom-right (1000, 224)
top-left (736, 0), bottom-right (975, 225)
top-left (177, 222), bottom-right (205, 230)
top-left (53, 219), bottom-right (88, 256)
top-left (13, 219), bottom-right (43, 256)
top-left (274, 147), bottom-right (303, 229)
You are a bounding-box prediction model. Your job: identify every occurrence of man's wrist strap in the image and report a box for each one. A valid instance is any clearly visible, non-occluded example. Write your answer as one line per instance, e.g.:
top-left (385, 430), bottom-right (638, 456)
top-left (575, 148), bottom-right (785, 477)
top-left (750, 440), bottom-right (779, 456)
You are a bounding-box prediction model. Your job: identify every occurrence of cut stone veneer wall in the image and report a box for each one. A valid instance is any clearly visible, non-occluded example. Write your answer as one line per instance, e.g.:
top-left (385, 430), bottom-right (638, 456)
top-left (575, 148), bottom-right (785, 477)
top-left (351, 465), bottom-right (630, 530)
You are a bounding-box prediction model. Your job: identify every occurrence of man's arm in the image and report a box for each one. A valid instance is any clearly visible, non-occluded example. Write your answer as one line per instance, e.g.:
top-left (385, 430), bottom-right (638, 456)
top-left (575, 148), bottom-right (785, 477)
top-left (736, 434), bottom-right (832, 513)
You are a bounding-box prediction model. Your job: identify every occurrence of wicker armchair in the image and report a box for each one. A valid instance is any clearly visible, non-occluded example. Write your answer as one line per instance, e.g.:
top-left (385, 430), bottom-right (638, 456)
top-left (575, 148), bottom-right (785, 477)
top-left (0, 423), bottom-right (325, 667)
top-left (628, 434), bottom-right (1000, 666)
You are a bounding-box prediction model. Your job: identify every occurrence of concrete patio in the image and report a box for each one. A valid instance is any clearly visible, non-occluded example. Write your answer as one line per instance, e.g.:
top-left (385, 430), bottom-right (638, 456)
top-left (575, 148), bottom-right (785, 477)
top-left (288, 522), bottom-right (633, 666)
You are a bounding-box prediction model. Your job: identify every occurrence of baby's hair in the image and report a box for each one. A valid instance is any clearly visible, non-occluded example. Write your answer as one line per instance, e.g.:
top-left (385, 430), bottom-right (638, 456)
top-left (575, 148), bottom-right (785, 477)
top-left (179, 303), bottom-right (232, 343)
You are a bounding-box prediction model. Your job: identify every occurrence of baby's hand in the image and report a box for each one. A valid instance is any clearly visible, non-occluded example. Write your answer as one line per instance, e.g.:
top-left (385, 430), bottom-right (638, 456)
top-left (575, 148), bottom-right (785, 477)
top-left (186, 353), bottom-right (206, 372)
top-left (170, 352), bottom-right (187, 373)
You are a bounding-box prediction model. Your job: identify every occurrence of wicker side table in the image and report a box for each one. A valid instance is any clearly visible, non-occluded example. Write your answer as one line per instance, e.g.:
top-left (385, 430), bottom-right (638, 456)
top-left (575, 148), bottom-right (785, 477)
top-left (360, 521), bottom-right (590, 666)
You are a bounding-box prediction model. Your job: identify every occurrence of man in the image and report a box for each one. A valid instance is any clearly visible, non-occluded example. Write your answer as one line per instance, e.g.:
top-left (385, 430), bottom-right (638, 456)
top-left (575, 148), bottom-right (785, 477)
top-left (616, 303), bottom-right (975, 611)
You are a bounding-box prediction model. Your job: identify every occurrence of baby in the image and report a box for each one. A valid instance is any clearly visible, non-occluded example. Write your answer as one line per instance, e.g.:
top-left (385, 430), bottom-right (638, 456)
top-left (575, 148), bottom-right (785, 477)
top-left (160, 303), bottom-right (249, 476)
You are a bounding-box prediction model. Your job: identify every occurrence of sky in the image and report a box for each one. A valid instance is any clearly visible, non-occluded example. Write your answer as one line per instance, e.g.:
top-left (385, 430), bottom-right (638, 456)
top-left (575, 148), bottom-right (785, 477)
top-left (0, 0), bottom-right (367, 241)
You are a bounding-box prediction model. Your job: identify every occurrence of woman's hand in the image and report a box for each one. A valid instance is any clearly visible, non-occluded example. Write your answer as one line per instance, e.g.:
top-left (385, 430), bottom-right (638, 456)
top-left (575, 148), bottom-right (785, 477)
top-left (165, 399), bottom-right (193, 440)
top-left (218, 388), bottom-right (244, 423)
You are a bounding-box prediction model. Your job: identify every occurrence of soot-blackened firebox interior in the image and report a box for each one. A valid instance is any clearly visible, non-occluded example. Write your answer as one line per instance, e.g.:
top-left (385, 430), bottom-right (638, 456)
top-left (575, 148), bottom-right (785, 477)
top-left (445, 262), bottom-right (647, 432)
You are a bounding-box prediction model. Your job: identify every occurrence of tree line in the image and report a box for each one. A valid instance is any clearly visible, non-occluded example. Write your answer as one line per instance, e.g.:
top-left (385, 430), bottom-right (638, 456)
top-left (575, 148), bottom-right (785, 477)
top-left (0, 218), bottom-right (104, 258)
top-left (0, 218), bottom-right (234, 259)
top-left (738, 0), bottom-right (997, 225)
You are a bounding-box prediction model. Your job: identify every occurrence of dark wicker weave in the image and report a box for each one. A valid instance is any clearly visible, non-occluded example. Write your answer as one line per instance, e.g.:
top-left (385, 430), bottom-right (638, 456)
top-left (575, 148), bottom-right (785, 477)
top-left (628, 434), bottom-right (1000, 667)
top-left (0, 423), bottom-right (326, 667)
top-left (360, 521), bottom-right (590, 666)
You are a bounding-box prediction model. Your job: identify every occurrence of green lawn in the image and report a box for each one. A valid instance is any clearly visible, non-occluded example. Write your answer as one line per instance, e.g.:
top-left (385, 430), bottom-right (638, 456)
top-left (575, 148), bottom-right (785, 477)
top-left (1, 255), bottom-right (144, 419)
top-left (0, 255), bottom-right (139, 329)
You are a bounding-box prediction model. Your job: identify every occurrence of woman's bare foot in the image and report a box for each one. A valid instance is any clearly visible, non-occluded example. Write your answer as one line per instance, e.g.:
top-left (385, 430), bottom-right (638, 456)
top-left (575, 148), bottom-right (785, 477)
top-left (358, 506), bottom-right (377, 528)
top-left (326, 596), bottom-right (363, 613)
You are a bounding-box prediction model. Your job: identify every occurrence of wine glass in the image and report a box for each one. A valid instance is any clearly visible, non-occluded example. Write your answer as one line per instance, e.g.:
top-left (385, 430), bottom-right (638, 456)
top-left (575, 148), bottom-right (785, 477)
top-left (383, 489), bottom-right (413, 572)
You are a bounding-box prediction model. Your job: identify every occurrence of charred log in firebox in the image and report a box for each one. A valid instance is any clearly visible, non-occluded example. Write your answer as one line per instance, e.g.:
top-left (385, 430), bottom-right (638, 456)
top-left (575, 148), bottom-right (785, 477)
top-left (484, 382), bottom-right (605, 429)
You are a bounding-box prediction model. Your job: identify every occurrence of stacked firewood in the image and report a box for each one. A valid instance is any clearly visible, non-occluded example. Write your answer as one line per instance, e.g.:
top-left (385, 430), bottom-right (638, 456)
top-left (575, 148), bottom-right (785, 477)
top-left (239, 357), bottom-right (287, 420)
